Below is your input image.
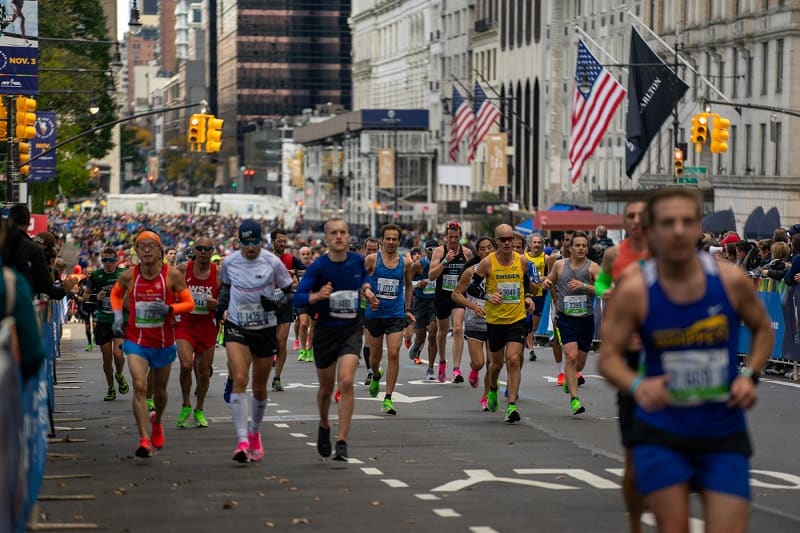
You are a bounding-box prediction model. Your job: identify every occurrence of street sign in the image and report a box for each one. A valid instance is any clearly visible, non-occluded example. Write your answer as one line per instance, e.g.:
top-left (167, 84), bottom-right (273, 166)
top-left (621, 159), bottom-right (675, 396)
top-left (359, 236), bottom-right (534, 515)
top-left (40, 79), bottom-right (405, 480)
top-left (682, 166), bottom-right (707, 174)
top-left (677, 177), bottom-right (699, 185)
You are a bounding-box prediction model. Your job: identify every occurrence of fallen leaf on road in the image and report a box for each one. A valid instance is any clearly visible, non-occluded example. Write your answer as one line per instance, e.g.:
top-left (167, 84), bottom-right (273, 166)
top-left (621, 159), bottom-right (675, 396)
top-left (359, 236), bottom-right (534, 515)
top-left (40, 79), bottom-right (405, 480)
top-left (264, 522), bottom-right (275, 528)
top-left (368, 457), bottom-right (378, 462)
top-left (313, 497), bottom-right (320, 502)
top-left (257, 492), bottom-right (265, 497)
top-left (223, 500), bottom-right (238, 510)
top-left (114, 487), bottom-right (127, 496)
top-left (404, 459), bottom-right (416, 464)
top-left (288, 487), bottom-right (297, 491)
top-left (264, 475), bottom-right (277, 481)
top-left (279, 478), bottom-right (290, 484)
top-left (370, 500), bottom-right (382, 507)
top-left (72, 515), bottom-right (84, 521)
top-left (292, 518), bottom-right (309, 525)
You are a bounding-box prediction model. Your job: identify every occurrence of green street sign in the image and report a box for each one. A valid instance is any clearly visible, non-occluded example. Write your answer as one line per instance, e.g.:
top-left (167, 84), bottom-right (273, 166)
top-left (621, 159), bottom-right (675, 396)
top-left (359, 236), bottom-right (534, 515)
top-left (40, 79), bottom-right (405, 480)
top-left (682, 166), bottom-right (707, 174)
top-left (677, 177), bottom-right (699, 185)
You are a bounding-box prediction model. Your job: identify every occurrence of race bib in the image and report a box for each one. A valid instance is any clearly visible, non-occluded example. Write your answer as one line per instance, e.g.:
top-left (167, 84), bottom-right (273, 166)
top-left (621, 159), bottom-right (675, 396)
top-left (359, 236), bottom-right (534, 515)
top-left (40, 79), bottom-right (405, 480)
top-left (190, 287), bottom-right (209, 315)
top-left (422, 279), bottom-right (436, 295)
top-left (134, 301), bottom-right (165, 328)
top-left (563, 295), bottom-right (589, 316)
top-left (376, 277), bottom-right (400, 299)
top-left (662, 348), bottom-right (730, 405)
top-left (442, 274), bottom-right (458, 291)
top-left (101, 296), bottom-right (113, 312)
top-left (239, 303), bottom-right (268, 329)
top-left (497, 282), bottom-right (521, 304)
top-left (329, 290), bottom-right (360, 319)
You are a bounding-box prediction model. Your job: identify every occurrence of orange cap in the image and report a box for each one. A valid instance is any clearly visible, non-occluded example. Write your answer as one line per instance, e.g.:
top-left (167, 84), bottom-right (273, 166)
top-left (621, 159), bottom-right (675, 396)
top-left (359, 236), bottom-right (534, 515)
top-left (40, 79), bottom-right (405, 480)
top-left (135, 230), bottom-right (162, 246)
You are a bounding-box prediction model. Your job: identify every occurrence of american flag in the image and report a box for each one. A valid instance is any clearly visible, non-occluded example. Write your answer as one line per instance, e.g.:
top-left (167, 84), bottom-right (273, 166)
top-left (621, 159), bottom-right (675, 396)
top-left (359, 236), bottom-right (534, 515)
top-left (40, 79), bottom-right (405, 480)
top-left (568, 39), bottom-right (626, 184)
top-left (449, 86), bottom-right (474, 162)
top-left (468, 81), bottom-right (501, 163)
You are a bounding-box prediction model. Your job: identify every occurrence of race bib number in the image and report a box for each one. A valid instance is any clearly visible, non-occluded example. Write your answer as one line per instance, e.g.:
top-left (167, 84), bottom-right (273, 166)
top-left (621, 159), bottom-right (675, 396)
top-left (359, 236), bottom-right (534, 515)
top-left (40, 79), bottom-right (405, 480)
top-left (497, 282), bottom-right (521, 304)
top-left (134, 301), bottom-right (165, 328)
top-left (563, 295), bottom-right (589, 316)
top-left (101, 296), bottom-right (113, 312)
top-left (422, 279), bottom-right (436, 295)
top-left (239, 303), bottom-right (268, 329)
top-left (329, 290), bottom-right (360, 319)
top-left (376, 277), bottom-right (400, 299)
top-left (442, 274), bottom-right (458, 291)
top-left (190, 287), bottom-right (209, 315)
top-left (662, 348), bottom-right (730, 405)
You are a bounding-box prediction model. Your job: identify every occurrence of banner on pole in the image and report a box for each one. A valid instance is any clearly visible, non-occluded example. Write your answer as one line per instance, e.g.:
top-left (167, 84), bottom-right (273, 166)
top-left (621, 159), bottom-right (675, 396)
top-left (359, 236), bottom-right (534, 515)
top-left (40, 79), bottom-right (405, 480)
top-left (28, 111), bottom-right (56, 183)
top-left (0, 0), bottom-right (39, 95)
top-left (378, 148), bottom-right (395, 189)
top-left (485, 132), bottom-right (508, 187)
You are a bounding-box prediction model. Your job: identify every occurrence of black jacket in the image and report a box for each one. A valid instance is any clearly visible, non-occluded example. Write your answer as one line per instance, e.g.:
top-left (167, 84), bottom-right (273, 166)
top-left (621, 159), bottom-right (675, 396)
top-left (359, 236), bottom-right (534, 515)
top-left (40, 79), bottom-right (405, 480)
top-left (1, 226), bottom-right (66, 299)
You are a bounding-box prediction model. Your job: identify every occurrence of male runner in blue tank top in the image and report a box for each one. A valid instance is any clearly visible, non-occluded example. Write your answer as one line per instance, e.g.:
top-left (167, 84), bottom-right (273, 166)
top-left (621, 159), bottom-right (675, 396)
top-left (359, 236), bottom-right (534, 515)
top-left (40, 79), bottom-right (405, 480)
top-left (364, 224), bottom-right (415, 415)
top-left (599, 188), bottom-right (773, 533)
top-left (408, 240), bottom-right (439, 371)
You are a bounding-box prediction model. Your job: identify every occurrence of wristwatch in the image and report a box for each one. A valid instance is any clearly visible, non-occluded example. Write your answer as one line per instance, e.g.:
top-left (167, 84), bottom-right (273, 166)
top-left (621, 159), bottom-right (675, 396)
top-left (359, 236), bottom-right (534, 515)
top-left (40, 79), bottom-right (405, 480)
top-left (405, 307), bottom-right (413, 313)
top-left (740, 366), bottom-right (760, 385)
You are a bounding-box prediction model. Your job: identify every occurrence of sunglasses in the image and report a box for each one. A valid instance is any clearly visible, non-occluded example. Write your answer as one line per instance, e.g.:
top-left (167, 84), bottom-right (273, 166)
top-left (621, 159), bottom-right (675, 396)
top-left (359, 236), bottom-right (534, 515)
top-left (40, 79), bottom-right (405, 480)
top-left (101, 258), bottom-right (116, 263)
top-left (195, 245), bottom-right (214, 252)
top-left (425, 247), bottom-right (435, 252)
top-left (497, 236), bottom-right (514, 243)
top-left (241, 239), bottom-right (261, 247)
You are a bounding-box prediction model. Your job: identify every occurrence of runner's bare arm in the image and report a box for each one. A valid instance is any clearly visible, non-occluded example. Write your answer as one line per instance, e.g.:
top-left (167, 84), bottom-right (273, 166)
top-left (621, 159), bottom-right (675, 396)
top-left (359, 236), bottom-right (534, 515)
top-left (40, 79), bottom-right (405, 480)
top-left (404, 256), bottom-right (415, 321)
top-left (542, 259), bottom-right (563, 290)
top-left (364, 253), bottom-right (377, 275)
top-left (598, 273), bottom-right (646, 392)
top-left (451, 269), bottom-right (472, 308)
top-left (427, 247), bottom-right (446, 279)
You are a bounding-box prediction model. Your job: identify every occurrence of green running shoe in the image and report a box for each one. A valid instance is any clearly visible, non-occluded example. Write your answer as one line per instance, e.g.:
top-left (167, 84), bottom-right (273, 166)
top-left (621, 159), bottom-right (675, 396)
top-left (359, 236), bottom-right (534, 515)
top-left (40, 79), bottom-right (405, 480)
top-left (563, 380), bottom-right (570, 394)
top-left (504, 403), bottom-right (521, 423)
top-left (305, 349), bottom-right (314, 362)
top-left (146, 398), bottom-right (155, 412)
top-left (115, 373), bottom-right (129, 394)
top-left (176, 405), bottom-right (192, 428)
top-left (194, 409), bottom-right (209, 428)
top-left (104, 387), bottom-right (116, 401)
top-left (381, 397), bottom-right (396, 415)
top-left (297, 349), bottom-right (307, 361)
top-left (487, 390), bottom-right (498, 412)
top-left (369, 368), bottom-right (382, 397)
top-left (571, 397), bottom-right (586, 415)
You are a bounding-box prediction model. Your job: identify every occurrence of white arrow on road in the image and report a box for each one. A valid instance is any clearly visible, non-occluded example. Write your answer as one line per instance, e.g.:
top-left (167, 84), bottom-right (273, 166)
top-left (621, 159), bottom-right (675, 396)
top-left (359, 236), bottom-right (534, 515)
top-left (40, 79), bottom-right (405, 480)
top-left (357, 391), bottom-right (441, 403)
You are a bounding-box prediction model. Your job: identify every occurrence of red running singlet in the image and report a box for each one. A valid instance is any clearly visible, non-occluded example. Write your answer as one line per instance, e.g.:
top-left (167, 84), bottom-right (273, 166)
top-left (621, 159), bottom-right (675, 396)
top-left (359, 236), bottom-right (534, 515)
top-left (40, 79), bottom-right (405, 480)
top-left (126, 264), bottom-right (175, 348)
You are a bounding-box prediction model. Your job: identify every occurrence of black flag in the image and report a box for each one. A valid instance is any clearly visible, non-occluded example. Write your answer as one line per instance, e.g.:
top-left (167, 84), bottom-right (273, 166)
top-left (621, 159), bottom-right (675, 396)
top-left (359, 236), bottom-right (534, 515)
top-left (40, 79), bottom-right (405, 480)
top-left (625, 28), bottom-right (689, 178)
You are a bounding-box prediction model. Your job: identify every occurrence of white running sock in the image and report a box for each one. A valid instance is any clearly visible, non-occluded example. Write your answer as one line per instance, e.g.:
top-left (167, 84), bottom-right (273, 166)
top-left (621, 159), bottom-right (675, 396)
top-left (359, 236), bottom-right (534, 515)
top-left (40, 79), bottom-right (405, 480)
top-left (249, 396), bottom-right (267, 434)
top-left (229, 392), bottom-right (249, 442)
top-left (556, 361), bottom-right (564, 374)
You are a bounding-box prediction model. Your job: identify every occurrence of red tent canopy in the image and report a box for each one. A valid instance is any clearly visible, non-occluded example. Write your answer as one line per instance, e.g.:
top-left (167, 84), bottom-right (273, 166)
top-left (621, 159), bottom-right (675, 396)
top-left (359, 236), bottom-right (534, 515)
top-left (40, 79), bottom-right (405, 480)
top-left (534, 210), bottom-right (624, 231)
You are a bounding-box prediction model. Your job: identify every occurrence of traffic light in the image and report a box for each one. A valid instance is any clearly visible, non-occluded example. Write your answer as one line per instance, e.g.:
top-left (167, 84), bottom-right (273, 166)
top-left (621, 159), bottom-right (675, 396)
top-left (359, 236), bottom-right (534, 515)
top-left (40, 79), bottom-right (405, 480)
top-left (18, 140), bottom-right (30, 176)
top-left (231, 176), bottom-right (238, 189)
top-left (690, 112), bottom-right (709, 152)
top-left (15, 96), bottom-right (36, 139)
top-left (188, 113), bottom-right (206, 145)
top-left (673, 146), bottom-right (685, 177)
top-left (0, 100), bottom-right (7, 140)
top-left (244, 168), bottom-right (255, 179)
top-left (710, 114), bottom-right (731, 154)
top-left (205, 116), bottom-right (224, 153)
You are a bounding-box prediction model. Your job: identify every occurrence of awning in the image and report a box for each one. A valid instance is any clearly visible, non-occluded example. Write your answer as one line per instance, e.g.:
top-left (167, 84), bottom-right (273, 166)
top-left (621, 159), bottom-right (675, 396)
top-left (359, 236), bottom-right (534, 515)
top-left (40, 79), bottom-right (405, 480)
top-left (759, 207), bottom-right (781, 239)
top-left (514, 218), bottom-right (538, 236)
top-left (743, 206), bottom-right (766, 240)
top-left (546, 203), bottom-right (587, 211)
top-left (702, 209), bottom-right (736, 235)
top-left (534, 211), bottom-right (625, 231)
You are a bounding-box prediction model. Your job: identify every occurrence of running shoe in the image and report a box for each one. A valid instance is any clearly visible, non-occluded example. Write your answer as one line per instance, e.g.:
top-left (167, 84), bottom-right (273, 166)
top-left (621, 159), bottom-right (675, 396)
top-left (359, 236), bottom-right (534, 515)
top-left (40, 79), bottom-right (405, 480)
top-left (317, 426), bottom-right (331, 458)
top-left (437, 361), bottom-right (447, 383)
top-left (104, 387), bottom-right (116, 401)
top-left (577, 373), bottom-right (586, 386)
top-left (468, 369), bottom-right (479, 388)
top-left (333, 440), bottom-right (348, 462)
top-left (305, 349), bottom-right (315, 362)
top-left (272, 378), bottom-right (284, 392)
top-left (223, 376), bottom-right (233, 403)
top-left (364, 372), bottom-right (373, 386)
top-left (151, 419), bottom-right (165, 449)
top-left (571, 397), bottom-right (586, 415)
top-left (297, 349), bottom-right (307, 362)
top-left (529, 350), bottom-right (537, 362)
top-left (135, 438), bottom-right (153, 458)
top-left (480, 396), bottom-right (488, 411)
top-left (413, 357), bottom-right (423, 365)
top-left (556, 372), bottom-right (566, 386)
top-left (487, 390), bottom-right (499, 412)
top-left (369, 369), bottom-right (382, 397)
top-left (563, 380), bottom-right (570, 394)
top-left (248, 432), bottom-right (264, 462)
top-left (146, 398), bottom-right (156, 412)
top-left (404, 337), bottom-right (412, 349)
top-left (194, 409), bottom-right (209, 428)
top-left (334, 390), bottom-right (341, 403)
top-left (425, 368), bottom-right (435, 381)
top-left (115, 373), bottom-right (129, 394)
top-left (381, 397), bottom-right (396, 415)
top-left (408, 344), bottom-right (420, 361)
top-left (176, 405), bottom-right (192, 429)
top-left (232, 441), bottom-right (250, 463)
top-left (85, 344), bottom-right (93, 351)
top-left (505, 404), bottom-right (521, 424)
top-left (452, 368), bottom-right (464, 384)
top-left (292, 338), bottom-right (300, 351)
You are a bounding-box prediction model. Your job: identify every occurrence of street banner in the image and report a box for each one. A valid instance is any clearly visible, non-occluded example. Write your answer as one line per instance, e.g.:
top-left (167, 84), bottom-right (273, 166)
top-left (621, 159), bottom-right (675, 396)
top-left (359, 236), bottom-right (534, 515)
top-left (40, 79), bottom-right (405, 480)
top-left (0, 0), bottom-right (39, 95)
top-left (28, 110), bottom-right (55, 183)
top-left (289, 155), bottom-right (303, 188)
top-left (378, 148), bottom-right (394, 189)
top-left (625, 27), bottom-right (689, 178)
top-left (485, 132), bottom-right (507, 186)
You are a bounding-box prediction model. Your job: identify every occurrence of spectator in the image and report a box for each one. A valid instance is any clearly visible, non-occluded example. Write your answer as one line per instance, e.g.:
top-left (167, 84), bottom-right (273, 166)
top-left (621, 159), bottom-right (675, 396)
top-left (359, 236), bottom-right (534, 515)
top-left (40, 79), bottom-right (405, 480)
top-left (762, 242), bottom-right (790, 280)
top-left (756, 239), bottom-right (774, 267)
top-left (774, 227), bottom-right (790, 244)
top-left (783, 234), bottom-right (800, 285)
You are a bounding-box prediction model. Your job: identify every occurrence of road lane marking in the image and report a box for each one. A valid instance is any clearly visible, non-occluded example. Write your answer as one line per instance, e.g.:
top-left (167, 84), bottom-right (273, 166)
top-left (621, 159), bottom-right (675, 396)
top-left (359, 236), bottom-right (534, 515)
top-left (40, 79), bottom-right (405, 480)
top-left (346, 458), bottom-right (363, 464)
top-left (762, 379), bottom-right (800, 389)
top-left (469, 528), bottom-right (500, 533)
top-left (432, 469), bottom-right (579, 492)
top-left (289, 433), bottom-right (307, 438)
top-left (381, 479), bottom-right (409, 488)
top-left (642, 512), bottom-right (704, 532)
top-left (415, 494), bottom-right (440, 501)
top-left (274, 423), bottom-right (289, 428)
top-left (275, 409), bottom-right (290, 414)
top-left (357, 391), bottom-right (441, 403)
top-left (433, 508), bottom-right (461, 518)
top-left (513, 468), bottom-right (621, 489)
top-left (361, 468), bottom-right (383, 476)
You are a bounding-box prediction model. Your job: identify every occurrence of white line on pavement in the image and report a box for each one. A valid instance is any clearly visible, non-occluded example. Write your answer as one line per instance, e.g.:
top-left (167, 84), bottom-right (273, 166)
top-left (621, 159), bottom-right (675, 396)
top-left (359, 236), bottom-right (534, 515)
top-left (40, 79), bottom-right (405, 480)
top-left (433, 508), bottom-right (462, 518)
top-left (346, 458), bottom-right (364, 464)
top-left (361, 468), bottom-right (383, 476)
top-left (762, 378), bottom-right (800, 389)
top-left (275, 409), bottom-right (290, 414)
top-left (469, 528), bottom-right (500, 533)
top-left (415, 494), bottom-right (440, 501)
top-left (289, 433), bottom-right (307, 438)
top-left (642, 512), bottom-right (704, 532)
top-left (381, 479), bottom-right (409, 488)
top-left (274, 423), bottom-right (289, 428)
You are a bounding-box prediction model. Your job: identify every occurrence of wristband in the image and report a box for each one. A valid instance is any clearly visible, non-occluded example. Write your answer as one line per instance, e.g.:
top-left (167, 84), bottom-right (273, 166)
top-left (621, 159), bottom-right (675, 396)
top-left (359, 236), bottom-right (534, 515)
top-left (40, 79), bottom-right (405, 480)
top-left (740, 366), bottom-right (760, 385)
top-left (582, 282), bottom-right (587, 290)
top-left (405, 308), bottom-right (413, 313)
top-left (629, 375), bottom-right (644, 396)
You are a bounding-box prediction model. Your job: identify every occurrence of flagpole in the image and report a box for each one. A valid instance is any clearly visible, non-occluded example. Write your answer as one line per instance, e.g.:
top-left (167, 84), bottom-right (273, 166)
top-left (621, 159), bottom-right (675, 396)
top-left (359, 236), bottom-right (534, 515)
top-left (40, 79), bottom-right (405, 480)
top-left (472, 69), bottom-right (531, 134)
top-left (449, 74), bottom-right (473, 98)
top-left (625, 9), bottom-right (730, 103)
top-left (573, 26), bottom-right (628, 75)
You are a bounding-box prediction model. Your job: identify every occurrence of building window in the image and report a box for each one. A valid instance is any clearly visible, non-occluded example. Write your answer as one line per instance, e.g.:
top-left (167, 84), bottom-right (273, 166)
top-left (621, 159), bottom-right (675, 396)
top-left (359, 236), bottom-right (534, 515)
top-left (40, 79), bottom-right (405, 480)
top-left (509, 0), bottom-right (515, 49)
top-left (759, 123), bottom-right (767, 175)
top-left (500, 0), bottom-right (506, 50)
top-left (534, 0), bottom-right (541, 43)
top-left (526, 0), bottom-right (532, 44)
top-left (718, 59), bottom-right (725, 94)
top-left (730, 125), bottom-right (737, 175)
top-left (745, 124), bottom-right (752, 172)
top-left (746, 55), bottom-right (753, 97)
top-left (732, 48), bottom-right (738, 98)
top-left (774, 121), bottom-right (781, 175)
top-left (761, 41), bottom-right (768, 95)
top-left (776, 39), bottom-right (784, 93)
top-left (517, 0), bottom-right (524, 48)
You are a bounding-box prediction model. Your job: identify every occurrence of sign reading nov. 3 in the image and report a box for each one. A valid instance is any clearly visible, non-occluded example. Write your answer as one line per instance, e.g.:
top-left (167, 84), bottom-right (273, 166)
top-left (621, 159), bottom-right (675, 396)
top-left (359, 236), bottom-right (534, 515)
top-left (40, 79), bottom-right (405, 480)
top-left (29, 111), bottom-right (55, 182)
top-left (0, 0), bottom-right (39, 95)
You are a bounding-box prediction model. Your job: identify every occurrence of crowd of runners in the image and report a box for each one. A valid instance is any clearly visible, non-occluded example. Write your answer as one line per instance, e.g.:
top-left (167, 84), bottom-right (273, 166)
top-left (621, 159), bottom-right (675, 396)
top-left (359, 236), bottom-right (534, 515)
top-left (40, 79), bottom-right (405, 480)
top-left (55, 188), bottom-right (773, 532)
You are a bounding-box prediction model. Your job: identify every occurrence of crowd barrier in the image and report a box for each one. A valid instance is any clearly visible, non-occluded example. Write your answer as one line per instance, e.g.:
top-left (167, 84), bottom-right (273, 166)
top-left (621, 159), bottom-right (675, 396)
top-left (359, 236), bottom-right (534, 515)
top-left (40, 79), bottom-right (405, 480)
top-left (532, 282), bottom-right (800, 380)
top-left (1, 297), bottom-right (64, 533)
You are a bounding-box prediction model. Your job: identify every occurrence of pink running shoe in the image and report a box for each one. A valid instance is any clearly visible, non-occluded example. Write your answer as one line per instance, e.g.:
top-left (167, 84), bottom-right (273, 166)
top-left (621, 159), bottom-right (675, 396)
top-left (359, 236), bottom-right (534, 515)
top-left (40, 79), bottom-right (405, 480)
top-left (248, 432), bottom-right (264, 462)
top-left (468, 369), bottom-right (479, 388)
top-left (437, 361), bottom-right (447, 383)
top-left (292, 339), bottom-right (300, 351)
top-left (480, 396), bottom-right (488, 411)
top-left (232, 441), bottom-right (251, 463)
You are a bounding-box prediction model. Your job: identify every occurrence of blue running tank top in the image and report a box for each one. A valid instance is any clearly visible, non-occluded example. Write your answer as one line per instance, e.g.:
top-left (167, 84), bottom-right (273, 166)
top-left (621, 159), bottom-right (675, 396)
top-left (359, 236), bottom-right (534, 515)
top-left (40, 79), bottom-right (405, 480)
top-left (366, 252), bottom-right (406, 319)
top-left (637, 253), bottom-right (745, 438)
top-left (413, 256), bottom-right (436, 300)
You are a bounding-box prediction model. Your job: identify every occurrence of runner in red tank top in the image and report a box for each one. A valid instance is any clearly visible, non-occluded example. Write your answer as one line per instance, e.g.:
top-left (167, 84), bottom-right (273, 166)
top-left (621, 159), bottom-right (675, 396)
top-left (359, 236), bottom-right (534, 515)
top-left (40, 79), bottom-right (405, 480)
top-left (110, 230), bottom-right (195, 459)
top-left (174, 236), bottom-right (220, 428)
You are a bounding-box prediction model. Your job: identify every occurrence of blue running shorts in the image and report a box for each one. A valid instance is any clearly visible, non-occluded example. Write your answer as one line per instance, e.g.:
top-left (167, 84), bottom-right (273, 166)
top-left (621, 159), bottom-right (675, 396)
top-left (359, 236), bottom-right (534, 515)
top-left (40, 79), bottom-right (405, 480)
top-left (122, 340), bottom-right (177, 370)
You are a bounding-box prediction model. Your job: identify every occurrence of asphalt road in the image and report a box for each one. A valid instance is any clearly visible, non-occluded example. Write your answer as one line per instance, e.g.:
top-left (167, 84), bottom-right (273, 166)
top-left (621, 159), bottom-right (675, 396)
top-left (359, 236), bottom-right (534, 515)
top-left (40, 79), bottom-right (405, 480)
top-left (35, 324), bottom-right (800, 532)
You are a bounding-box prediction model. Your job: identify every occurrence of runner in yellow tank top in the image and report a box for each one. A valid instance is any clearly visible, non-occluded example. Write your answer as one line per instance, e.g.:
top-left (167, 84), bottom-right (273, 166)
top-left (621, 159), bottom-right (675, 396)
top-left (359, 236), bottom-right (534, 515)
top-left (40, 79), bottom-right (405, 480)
top-left (467, 224), bottom-right (534, 424)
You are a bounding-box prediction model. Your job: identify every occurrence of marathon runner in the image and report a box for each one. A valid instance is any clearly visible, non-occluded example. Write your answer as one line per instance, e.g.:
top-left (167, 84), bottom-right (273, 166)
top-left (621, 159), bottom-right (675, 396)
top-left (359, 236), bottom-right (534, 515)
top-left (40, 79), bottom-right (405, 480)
top-left (524, 234), bottom-right (548, 361)
top-left (361, 237), bottom-right (380, 385)
top-left (408, 240), bottom-right (439, 372)
top-left (294, 246), bottom-right (315, 362)
top-left (269, 229), bottom-right (303, 392)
